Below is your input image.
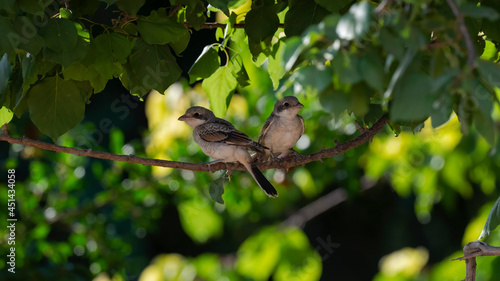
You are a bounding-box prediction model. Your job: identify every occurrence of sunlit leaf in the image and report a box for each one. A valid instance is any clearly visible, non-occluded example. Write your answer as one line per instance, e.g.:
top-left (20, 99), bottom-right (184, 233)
top-left (0, 106), bottom-right (13, 126)
top-left (178, 197), bottom-right (223, 243)
top-left (202, 65), bottom-right (237, 117)
top-left (188, 45), bottom-right (220, 84)
top-left (479, 196), bottom-right (500, 240)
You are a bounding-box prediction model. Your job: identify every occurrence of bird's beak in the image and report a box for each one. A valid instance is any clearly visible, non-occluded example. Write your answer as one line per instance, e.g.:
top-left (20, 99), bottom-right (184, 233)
top-left (296, 102), bottom-right (304, 109)
top-left (178, 115), bottom-right (189, 121)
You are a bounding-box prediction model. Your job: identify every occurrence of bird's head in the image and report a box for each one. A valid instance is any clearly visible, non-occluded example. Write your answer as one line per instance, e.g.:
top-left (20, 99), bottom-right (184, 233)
top-left (178, 106), bottom-right (215, 128)
top-left (274, 96), bottom-right (304, 117)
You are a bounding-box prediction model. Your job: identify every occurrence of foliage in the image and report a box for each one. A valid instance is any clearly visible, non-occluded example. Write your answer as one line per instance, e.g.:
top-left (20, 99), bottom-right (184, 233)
top-left (2, 0), bottom-right (500, 280)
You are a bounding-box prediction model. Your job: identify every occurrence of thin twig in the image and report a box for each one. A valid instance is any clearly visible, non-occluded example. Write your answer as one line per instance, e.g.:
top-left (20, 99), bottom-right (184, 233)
top-left (184, 22), bottom-right (285, 30)
top-left (445, 0), bottom-right (476, 69)
top-left (452, 241), bottom-right (500, 281)
top-left (169, 4), bottom-right (183, 18)
top-left (0, 116), bottom-right (388, 173)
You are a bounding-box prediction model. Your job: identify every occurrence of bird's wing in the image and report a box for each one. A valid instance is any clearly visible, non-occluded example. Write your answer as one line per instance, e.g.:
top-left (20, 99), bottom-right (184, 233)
top-left (299, 115), bottom-right (305, 136)
top-left (199, 121), bottom-right (256, 148)
top-left (258, 114), bottom-right (275, 144)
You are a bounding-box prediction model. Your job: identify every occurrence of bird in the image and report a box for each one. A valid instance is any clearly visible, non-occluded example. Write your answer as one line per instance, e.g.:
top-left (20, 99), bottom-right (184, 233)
top-left (178, 106), bottom-right (278, 198)
top-left (257, 96), bottom-right (305, 161)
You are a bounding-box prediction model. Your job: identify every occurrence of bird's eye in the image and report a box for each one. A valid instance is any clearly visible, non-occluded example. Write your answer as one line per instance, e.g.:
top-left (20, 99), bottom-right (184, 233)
top-left (284, 102), bottom-right (290, 107)
top-left (194, 112), bottom-right (200, 117)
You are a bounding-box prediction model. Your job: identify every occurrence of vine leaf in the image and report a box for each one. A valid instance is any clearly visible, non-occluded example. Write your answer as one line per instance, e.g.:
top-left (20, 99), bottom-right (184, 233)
top-left (479, 196), bottom-right (500, 240)
top-left (121, 39), bottom-right (182, 97)
top-left (27, 76), bottom-right (89, 141)
top-left (284, 0), bottom-right (329, 37)
top-left (0, 106), bottom-right (13, 126)
top-left (209, 178), bottom-right (225, 204)
top-left (390, 73), bottom-right (435, 122)
top-left (137, 8), bottom-right (189, 45)
top-left (245, 4), bottom-right (279, 43)
top-left (188, 45), bottom-right (220, 84)
top-left (202, 65), bottom-right (237, 117)
top-left (39, 18), bottom-right (78, 53)
top-left (0, 54), bottom-right (12, 107)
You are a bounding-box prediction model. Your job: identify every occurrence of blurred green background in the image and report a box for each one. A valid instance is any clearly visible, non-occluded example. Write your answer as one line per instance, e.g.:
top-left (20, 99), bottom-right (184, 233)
top-left (1, 0), bottom-right (500, 280)
top-left (1, 75), bottom-right (500, 280)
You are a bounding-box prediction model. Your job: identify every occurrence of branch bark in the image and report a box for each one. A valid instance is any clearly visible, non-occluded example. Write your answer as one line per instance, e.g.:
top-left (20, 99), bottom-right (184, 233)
top-left (452, 241), bottom-right (500, 281)
top-left (0, 116), bottom-right (388, 172)
top-left (184, 22), bottom-right (285, 30)
top-left (445, 0), bottom-right (476, 69)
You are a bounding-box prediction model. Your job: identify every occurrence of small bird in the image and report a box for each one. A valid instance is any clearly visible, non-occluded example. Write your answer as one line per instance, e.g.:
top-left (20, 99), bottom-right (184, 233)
top-left (178, 106), bottom-right (278, 197)
top-left (257, 96), bottom-right (304, 161)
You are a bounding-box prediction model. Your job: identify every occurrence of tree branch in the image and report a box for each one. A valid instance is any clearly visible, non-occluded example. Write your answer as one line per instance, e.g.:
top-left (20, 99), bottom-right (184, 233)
top-left (184, 22), bottom-right (285, 30)
top-left (0, 116), bottom-right (388, 172)
top-left (445, 0), bottom-right (476, 69)
top-left (452, 241), bottom-right (500, 281)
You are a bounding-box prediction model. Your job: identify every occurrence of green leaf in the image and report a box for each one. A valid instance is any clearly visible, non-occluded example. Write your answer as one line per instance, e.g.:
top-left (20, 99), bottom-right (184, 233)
top-left (63, 62), bottom-right (108, 93)
top-left (0, 0), bottom-right (16, 14)
top-left (0, 17), bottom-right (17, 57)
top-left (202, 65), bottom-right (237, 117)
top-left (178, 197), bottom-right (223, 243)
top-left (0, 53), bottom-right (12, 107)
top-left (274, 228), bottom-right (322, 281)
top-left (430, 93), bottom-right (453, 128)
top-left (100, 0), bottom-right (117, 7)
top-left (479, 196), bottom-right (500, 240)
top-left (284, 0), bottom-right (330, 37)
top-left (319, 87), bottom-right (349, 117)
top-left (39, 18), bottom-right (78, 52)
top-left (11, 16), bottom-right (45, 56)
top-left (43, 36), bottom-right (89, 67)
top-left (209, 178), bottom-right (225, 204)
top-left (115, 0), bottom-right (145, 16)
top-left (185, 0), bottom-right (207, 31)
top-left (268, 40), bottom-right (287, 89)
top-left (236, 227), bottom-right (281, 280)
top-left (390, 73), bottom-right (434, 122)
top-left (122, 39), bottom-right (182, 97)
top-left (460, 3), bottom-right (499, 21)
top-left (169, 29), bottom-right (191, 55)
top-left (282, 37), bottom-right (304, 71)
top-left (188, 45), bottom-right (220, 84)
top-left (90, 32), bottom-right (134, 79)
top-left (336, 1), bottom-right (372, 41)
top-left (21, 54), bottom-right (38, 95)
top-left (207, 0), bottom-right (230, 16)
top-left (291, 64), bottom-right (333, 94)
top-left (476, 59), bottom-right (500, 89)
top-left (360, 51), bottom-right (385, 92)
top-left (332, 50), bottom-right (361, 85)
top-left (0, 106), bottom-right (13, 126)
top-left (18, 0), bottom-right (53, 14)
top-left (314, 0), bottom-right (350, 12)
top-left (27, 76), bottom-right (86, 140)
top-left (137, 8), bottom-right (189, 45)
top-left (245, 4), bottom-right (279, 43)
top-left (109, 128), bottom-right (124, 154)
top-left (474, 108), bottom-right (496, 146)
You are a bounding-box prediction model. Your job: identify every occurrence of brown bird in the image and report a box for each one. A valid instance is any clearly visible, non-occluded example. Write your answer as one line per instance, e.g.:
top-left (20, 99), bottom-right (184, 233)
top-left (178, 106), bottom-right (278, 197)
top-left (257, 96), bottom-right (304, 161)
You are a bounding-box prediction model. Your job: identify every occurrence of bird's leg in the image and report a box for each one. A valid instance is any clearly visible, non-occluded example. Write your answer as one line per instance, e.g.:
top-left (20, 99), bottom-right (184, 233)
top-left (288, 149), bottom-right (302, 159)
top-left (224, 169), bottom-right (233, 181)
top-left (206, 159), bottom-right (223, 173)
top-left (270, 150), bottom-right (283, 162)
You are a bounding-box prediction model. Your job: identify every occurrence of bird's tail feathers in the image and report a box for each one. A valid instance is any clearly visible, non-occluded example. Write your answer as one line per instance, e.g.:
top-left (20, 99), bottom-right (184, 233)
top-left (249, 165), bottom-right (278, 197)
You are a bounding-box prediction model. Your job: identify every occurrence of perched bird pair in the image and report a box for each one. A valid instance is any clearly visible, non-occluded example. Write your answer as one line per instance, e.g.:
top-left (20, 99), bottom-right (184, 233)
top-left (178, 96), bottom-right (304, 198)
